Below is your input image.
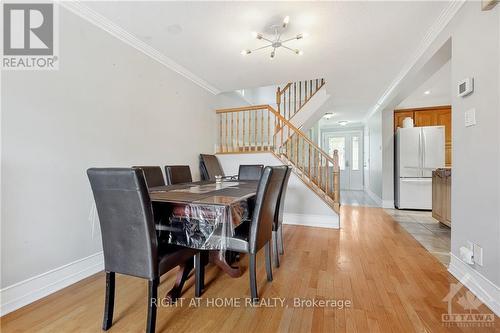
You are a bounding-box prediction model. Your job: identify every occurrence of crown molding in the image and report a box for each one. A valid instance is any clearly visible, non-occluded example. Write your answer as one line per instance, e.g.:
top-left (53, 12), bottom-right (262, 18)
top-left (363, 0), bottom-right (465, 122)
top-left (57, 1), bottom-right (221, 95)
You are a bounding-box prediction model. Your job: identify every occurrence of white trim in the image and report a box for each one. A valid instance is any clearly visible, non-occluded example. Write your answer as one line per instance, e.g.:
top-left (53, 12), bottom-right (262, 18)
top-left (448, 253), bottom-right (500, 316)
top-left (284, 213), bottom-right (339, 229)
top-left (382, 200), bottom-right (394, 209)
top-left (57, 1), bottom-right (220, 95)
top-left (0, 252), bottom-right (104, 316)
top-left (364, 188), bottom-right (383, 206)
top-left (363, 0), bottom-right (465, 122)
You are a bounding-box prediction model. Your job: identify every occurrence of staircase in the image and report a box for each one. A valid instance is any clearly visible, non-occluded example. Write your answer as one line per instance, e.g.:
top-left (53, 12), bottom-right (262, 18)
top-left (215, 79), bottom-right (340, 214)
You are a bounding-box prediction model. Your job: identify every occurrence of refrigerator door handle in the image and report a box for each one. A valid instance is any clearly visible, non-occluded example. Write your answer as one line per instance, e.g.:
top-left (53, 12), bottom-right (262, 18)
top-left (422, 128), bottom-right (426, 171)
top-left (418, 130), bottom-right (422, 177)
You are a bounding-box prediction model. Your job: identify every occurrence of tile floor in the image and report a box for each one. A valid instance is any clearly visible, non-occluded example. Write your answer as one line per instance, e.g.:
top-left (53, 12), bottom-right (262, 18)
top-left (383, 208), bottom-right (451, 266)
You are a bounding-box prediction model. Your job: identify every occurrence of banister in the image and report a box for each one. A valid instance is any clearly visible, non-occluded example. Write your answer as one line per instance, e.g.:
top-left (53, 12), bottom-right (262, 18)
top-left (215, 102), bottom-right (340, 210)
top-left (214, 104), bottom-right (338, 167)
top-left (265, 105), bottom-right (338, 167)
top-left (216, 105), bottom-right (270, 113)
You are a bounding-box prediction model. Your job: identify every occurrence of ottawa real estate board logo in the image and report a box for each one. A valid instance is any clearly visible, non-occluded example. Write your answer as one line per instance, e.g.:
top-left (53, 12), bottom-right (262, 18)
top-left (2, 2), bottom-right (59, 70)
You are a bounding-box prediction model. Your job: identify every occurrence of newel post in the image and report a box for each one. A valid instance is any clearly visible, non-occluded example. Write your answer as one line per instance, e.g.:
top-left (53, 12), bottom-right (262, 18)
top-left (333, 149), bottom-right (341, 210)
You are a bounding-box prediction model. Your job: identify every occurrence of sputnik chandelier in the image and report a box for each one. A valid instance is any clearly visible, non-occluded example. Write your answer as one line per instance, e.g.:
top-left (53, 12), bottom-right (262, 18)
top-left (241, 16), bottom-right (308, 59)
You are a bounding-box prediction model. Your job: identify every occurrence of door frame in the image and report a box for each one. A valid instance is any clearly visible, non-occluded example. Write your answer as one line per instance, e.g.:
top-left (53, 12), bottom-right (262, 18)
top-left (321, 129), bottom-right (364, 190)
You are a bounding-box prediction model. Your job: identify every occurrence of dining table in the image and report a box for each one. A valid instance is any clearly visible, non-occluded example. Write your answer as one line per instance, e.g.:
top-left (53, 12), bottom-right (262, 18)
top-left (148, 180), bottom-right (259, 301)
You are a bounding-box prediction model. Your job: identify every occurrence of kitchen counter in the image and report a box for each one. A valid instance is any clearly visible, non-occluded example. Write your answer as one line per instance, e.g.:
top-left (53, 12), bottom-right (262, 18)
top-left (432, 168), bottom-right (451, 227)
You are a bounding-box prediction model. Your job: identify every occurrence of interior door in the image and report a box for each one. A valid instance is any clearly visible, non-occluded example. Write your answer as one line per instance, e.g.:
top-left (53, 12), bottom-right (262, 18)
top-left (324, 131), bottom-right (363, 190)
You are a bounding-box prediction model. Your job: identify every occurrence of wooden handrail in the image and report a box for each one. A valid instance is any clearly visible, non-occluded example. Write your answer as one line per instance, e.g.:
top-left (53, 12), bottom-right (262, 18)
top-left (266, 105), bottom-right (338, 168)
top-left (216, 104), bottom-right (270, 113)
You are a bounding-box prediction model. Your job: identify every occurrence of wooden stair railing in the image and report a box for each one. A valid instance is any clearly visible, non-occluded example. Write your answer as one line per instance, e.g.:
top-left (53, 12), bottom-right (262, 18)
top-left (276, 78), bottom-right (325, 122)
top-left (216, 104), bottom-right (340, 213)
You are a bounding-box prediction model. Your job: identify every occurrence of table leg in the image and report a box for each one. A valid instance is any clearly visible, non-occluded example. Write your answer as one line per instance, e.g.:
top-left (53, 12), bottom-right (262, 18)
top-left (209, 251), bottom-right (243, 278)
top-left (165, 258), bottom-right (194, 303)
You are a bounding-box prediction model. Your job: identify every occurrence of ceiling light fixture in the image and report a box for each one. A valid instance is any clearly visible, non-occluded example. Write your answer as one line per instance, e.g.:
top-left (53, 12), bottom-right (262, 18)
top-left (424, 90), bottom-right (431, 95)
top-left (338, 120), bottom-right (349, 126)
top-left (241, 16), bottom-right (307, 59)
top-left (323, 112), bottom-right (334, 120)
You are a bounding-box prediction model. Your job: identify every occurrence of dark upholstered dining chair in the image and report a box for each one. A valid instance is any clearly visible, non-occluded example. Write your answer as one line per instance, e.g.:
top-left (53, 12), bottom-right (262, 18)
top-left (132, 166), bottom-right (165, 187)
top-left (164, 165), bottom-right (192, 185)
top-left (87, 168), bottom-right (198, 333)
top-left (272, 166), bottom-right (292, 268)
top-left (195, 166), bottom-right (287, 301)
top-left (199, 154), bottom-right (236, 181)
top-left (238, 164), bottom-right (264, 181)
top-left (199, 154), bottom-right (223, 181)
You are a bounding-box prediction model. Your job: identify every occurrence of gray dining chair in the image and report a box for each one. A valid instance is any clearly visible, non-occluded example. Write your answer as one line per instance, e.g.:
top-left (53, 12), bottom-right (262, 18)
top-left (87, 168), bottom-right (199, 333)
top-left (238, 164), bottom-right (264, 181)
top-left (195, 166), bottom-right (287, 302)
top-left (164, 165), bottom-right (192, 185)
top-left (132, 166), bottom-right (165, 187)
top-left (272, 166), bottom-right (292, 268)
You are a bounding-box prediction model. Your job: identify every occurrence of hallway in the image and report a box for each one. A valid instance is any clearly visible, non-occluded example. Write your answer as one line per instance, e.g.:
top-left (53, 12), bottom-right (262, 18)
top-left (340, 190), bottom-right (380, 207)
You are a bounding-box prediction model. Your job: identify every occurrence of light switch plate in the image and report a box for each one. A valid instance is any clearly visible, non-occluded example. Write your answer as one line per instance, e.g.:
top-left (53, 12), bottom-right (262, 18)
top-left (465, 108), bottom-right (476, 127)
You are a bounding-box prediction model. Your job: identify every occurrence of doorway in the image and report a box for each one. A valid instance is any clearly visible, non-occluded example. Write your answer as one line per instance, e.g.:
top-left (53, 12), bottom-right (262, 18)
top-left (322, 130), bottom-right (363, 190)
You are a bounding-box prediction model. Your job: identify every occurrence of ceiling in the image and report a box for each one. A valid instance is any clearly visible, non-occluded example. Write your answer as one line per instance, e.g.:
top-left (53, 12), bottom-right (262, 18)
top-left (83, 1), bottom-right (451, 121)
top-left (397, 60), bottom-right (451, 109)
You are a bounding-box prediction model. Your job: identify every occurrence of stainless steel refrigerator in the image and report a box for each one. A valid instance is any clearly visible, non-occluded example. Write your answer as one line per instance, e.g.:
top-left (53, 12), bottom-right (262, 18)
top-left (395, 126), bottom-right (445, 210)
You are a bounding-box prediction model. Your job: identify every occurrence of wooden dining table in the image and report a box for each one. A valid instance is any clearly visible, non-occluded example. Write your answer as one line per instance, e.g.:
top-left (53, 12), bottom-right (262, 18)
top-left (148, 180), bottom-right (259, 301)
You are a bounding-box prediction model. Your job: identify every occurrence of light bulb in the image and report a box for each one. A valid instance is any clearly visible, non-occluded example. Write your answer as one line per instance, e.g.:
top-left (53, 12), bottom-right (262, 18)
top-left (270, 51), bottom-right (275, 59)
top-left (283, 16), bottom-right (290, 27)
top-left (295, 49), bottom-right (303, 56)
top-left (252, 32), bottom-right (262, 39)
top-left (241, 49), bottom-right (251, 55)
top-left (297, 32), bottom-right (309, 40)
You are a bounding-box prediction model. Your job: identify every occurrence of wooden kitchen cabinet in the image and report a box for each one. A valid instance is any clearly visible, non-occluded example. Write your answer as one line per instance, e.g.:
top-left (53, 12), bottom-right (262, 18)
top-left (432, 169), bottom-right (451, 227)
top-left (394, 106), bottom-right (452, 166)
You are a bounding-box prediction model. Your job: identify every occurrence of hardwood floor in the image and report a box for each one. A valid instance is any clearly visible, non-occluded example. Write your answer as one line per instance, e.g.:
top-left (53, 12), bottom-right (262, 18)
top-left (1, 206), bottom-right (498, 332)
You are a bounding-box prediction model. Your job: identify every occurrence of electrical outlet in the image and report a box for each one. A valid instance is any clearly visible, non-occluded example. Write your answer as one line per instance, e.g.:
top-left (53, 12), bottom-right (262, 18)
top-left (465, 108), bottom-right (476, 127)
top-left (473, 243), bottom-right (483, 266)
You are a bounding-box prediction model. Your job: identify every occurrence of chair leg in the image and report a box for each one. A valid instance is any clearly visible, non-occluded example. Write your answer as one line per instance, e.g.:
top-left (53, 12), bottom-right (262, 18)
top-left (146, 278), bottom-right (158, 333)
top-left (278, 225), bottom-right (284, 255)
top-left (195, 252), bottom-right (205, 297)
top-left (249, 253), bottom-right (258, 302)
top-left (272, 231), bottom-right (280, 268)
top-left (102, 272), bottom-right (115, 331)
top-left (265, 242), bottom-right (273, 282)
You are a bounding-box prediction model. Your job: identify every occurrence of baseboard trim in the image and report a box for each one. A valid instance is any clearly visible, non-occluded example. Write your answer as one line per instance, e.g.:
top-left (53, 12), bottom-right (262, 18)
top-left (284, 213), bottom-right (339, 229)
top-left (364, 188), bottom-right (383, 206)
top-left (448, 253), bottom-right (500, 316)
top-left (0, 252), bottom-right (104, 316)
top-left (382, 200), bottom-right (394, 209)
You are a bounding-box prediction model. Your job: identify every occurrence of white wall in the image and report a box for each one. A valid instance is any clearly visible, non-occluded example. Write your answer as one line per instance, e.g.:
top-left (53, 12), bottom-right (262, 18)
top-left (217, 153), bottom-right (339, 228)
top-left (397, 60), bottom-right (451, 109)
top-left (0, 7), bottom-right (226, 304)
top-left (449, 2), bottom-right (500, 287)
top-left (364, 110), bottom-right (383, 203)
top-left (375, 3), bottom-right (500, 311)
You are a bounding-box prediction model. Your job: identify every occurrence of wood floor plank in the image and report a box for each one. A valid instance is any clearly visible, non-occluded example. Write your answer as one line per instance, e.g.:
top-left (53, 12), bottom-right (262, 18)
top-left (1, 206), bottom-right (498, 332)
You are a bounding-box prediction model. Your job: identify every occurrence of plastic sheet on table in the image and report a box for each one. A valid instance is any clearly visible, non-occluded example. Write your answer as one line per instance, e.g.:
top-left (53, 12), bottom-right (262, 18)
top-left (167, 200), bottom-right (249, 258)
